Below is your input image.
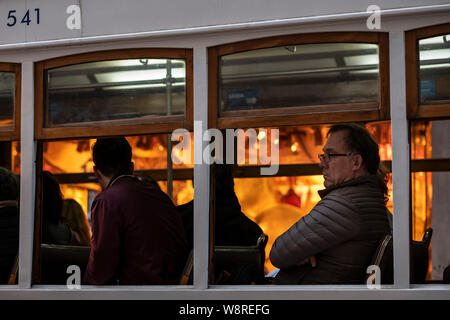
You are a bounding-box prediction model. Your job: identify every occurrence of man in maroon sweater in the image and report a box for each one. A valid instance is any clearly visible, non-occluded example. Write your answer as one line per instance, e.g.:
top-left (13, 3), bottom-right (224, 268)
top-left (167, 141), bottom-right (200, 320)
top-left (83, 137), bottom-right (188, 285)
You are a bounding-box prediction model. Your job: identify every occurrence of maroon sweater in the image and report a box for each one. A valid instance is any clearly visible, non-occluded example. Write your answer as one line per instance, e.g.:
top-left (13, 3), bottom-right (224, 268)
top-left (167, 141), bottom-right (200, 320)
top-left (83, 176), bottom-right (188, 285)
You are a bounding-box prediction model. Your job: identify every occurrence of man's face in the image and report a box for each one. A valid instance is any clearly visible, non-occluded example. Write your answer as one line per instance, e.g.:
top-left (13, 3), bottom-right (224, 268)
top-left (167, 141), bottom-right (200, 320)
top-left (319, 130), bottom-right (356, 188)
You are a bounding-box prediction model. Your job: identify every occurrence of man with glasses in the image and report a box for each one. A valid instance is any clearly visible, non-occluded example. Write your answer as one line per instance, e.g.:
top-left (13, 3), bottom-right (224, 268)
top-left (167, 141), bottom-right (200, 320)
top-left (270, 123), bottom-right (391, 284)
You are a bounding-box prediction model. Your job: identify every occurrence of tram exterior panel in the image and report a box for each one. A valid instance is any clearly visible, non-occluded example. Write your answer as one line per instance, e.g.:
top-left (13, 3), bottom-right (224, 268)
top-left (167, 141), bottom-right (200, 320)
top-left (0, 0), bottom-right (449, 299)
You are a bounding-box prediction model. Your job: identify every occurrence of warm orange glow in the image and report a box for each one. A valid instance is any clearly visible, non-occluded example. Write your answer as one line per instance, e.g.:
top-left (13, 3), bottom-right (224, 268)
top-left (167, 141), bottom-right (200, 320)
top-left (17, 123), bottom-right (410, 276)
top-left (410, 122), bottom-right (433, 242)
top-left (0, 119), bottom-right (13, 125)
top-left (290, 142), bottom-right (298, 153)
top-left (60, 183), bottom-right (100, 217)
top-left (158, 180), bottom-right (194, 206)
top-left (235, 123), bottom-right (394, 274)
top-left (11, 141), bottom-right (20, 174)
top-left (42, 135), bottom-right (195, 229)
top-left (235, 175), bottom-right (324, 272)
top-left (43, 140), bottom-right (95, 174)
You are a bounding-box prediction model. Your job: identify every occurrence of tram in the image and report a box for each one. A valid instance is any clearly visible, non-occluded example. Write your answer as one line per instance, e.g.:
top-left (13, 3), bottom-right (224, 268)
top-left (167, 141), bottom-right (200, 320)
top-left (0, 0), bottom-right (449, 300)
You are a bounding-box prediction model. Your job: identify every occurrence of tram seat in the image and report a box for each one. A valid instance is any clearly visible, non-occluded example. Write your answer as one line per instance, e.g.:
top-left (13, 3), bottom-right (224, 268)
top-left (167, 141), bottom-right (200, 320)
top-left (40, 244), bottom-right (90, 285)
top-left (365, 227), bottom-right (433, 285)
top-left (443, 265), bottom-right (450, 284)
top-left (366, 234), bottom-right (393, 285)
top-left (7, 253), bottom-right (19, 284)
top-left (214, 233), bottom-right (268, 284)
top-left (41, 245), bottom-right (197, 286)
top-left (412, 227), bottom-right (433, 284)
top-left (179, 249), bottom-right (194, 285)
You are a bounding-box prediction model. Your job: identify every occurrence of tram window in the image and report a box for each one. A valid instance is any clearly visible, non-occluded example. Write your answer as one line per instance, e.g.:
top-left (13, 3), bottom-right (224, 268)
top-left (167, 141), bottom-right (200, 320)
top-left (210, 32), bottom-right (390, 129)
top-left (0, 71), bottom-right (15, 127)
top-left (220, 43), bottom-right (379, 112)
top-left (45, 59), bottom-right (186, 126)
top-left (418, 34), bottom-right (450, 106)
top-left (10, 141), bottom-right (20, 174)
top-left (410, 119), bottom-right (450, 284)
top-left (212, 122), bottom-right (393, 285)
top-left (0, 63), bottom-right (20, 140)
top-left (0, 142), bottom-right (20, 285)
top-left (35, 49), bottom-right (193, 140)
top-left (36, 134), bottom-right (194, 285)
top-left (0, 63), bottom-right (21, 285)
top-left (406, 23), bottom-right (450, 119)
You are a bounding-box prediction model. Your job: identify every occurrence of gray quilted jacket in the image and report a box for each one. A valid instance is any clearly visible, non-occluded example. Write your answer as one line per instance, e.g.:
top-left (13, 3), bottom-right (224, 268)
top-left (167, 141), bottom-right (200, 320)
top-left (270, 175), bottom-right (391, 284)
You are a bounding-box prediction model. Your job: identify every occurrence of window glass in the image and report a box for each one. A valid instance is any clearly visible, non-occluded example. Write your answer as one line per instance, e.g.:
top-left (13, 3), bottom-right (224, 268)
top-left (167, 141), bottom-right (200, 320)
top-left (234, 175), bottom-right (323, 274)
top-left (0, 141), bottom-right (20, 285)
top-left (42, 135), bottom-right (170, 174)
top-left (0, 72), bottom-right (15, 127)
top-left (172, 132), bottom-right (194, 169)
top-left (215, 122), bottom-right (392, 282)
top-left (45, 59), bottom-right (186, 127)
top-left (42, 134), bottom-right (194, 225)
top-left (158, 180), bottom-right (194, 206)
top-left (411, 119), bottom-right (450, 160)
top-left (220, 43), bottom-right (379, 112)
top-left (39, 134), bottom-right (194, 285)
top-left (11, 142), bottom-right (20, 174)
top-left (410, 119), bottom-right (450, 283)
top-left (418, 34), bottom-right (450, 105)
top-left (411, 171), bottom-right (449, 283)
top-left (41, 134), bottom-right (194, 246)
top-left (234, 126), bottom-right (327, 166)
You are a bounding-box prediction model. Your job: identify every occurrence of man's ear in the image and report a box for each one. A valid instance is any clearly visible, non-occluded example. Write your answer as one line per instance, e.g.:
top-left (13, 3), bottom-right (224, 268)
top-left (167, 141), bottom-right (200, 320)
top-left (352, 154), bottom-right (364, 171)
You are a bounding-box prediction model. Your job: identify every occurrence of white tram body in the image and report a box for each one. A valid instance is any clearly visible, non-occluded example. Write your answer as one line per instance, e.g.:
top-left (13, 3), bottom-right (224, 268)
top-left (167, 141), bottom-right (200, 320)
top-left (0, 0), bottom-right (449, 299)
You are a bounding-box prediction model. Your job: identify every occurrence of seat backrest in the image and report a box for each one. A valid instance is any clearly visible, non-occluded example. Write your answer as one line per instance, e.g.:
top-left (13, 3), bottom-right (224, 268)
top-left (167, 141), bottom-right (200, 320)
top-left (7, 252), bottom-right (19, 285)
top-left (443, 265), bottom-right (450, 284)
top-left (179, 249), bottom-right (193, 285)
top-left (411, 227), bottom-right (433, 284)
top-left (366, 234), bottom-right (393, 285)
top-left (214, 233), bottom-right (268, 284)
top-left (40, 244), bottom-right (90, 284)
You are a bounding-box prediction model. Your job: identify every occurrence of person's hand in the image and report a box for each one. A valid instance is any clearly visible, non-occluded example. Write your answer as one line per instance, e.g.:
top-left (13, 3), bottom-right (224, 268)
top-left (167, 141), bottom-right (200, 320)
top-left (297, 256), bottom-right (316, 267)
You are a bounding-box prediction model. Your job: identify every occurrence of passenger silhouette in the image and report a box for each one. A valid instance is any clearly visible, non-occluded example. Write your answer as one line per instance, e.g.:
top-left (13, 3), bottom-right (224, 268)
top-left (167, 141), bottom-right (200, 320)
top-left (0, 167), bottom-right (20, 284)
top-left (83, 137), bottom-right (188, 285)
top-left (41, 171), bottom-right (79, 245)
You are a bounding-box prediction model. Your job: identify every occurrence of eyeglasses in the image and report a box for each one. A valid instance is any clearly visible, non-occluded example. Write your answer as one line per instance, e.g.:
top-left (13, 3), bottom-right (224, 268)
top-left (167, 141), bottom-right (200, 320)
top-left (318, 152), bottom-right (354, 162)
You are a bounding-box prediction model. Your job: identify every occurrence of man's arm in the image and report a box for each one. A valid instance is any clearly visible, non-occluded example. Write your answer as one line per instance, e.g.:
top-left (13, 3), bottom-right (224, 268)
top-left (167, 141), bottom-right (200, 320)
top-left (83, 198), bottom-right (122, 285)
top-left (269, 194), bottom-right (360, 269)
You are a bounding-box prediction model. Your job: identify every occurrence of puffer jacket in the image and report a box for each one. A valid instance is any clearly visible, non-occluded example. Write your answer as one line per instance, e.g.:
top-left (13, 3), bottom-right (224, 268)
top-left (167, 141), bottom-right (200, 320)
top-left (270, 175), bottom-right (391, 284)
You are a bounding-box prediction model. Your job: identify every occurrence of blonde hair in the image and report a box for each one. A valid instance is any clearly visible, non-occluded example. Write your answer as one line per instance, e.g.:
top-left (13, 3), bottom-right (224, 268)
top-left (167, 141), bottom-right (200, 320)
top-left (61, 199), bottom-right (91, 246)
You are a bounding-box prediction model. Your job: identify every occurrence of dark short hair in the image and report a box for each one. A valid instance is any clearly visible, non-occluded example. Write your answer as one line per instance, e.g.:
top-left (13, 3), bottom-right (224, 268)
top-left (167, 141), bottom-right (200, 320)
top-left (0, 166), bottom-right (19, 201)
top-left (327, 123), bottom-right (380, 175)
top-left (93, 137), bottom-right (132, 177)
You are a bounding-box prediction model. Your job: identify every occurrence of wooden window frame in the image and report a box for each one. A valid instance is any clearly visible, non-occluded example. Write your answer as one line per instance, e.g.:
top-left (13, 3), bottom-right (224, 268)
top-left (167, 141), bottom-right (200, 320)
top-left (32, 134), bottom-right (194, 285)
top-left (35, 48), bottom-right (193, 140)
top-left (406, 22), bottom-right (450, 119)
top-left (408, 118), bottom-right (450, 284)
top-left (405, 23), bottom-right (450, 282)
top-left (33, 48), bottom-right (193, 284)
top-left (208, 32), bottom-right (390, 130)
top-left (208, 32), bottom-right (390, 284)
top-left (0, 63), bottom-right (21, 141)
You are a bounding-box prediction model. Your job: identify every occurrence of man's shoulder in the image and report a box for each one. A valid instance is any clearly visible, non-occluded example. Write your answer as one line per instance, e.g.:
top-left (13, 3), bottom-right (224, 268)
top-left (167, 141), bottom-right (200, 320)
top-left (104, 176), bottom-right (139, 194)
top-left (326, 176), bottom-right (381, 195)
top-left (93, 180), bottom-right (133, 205)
